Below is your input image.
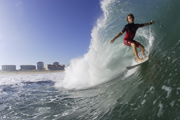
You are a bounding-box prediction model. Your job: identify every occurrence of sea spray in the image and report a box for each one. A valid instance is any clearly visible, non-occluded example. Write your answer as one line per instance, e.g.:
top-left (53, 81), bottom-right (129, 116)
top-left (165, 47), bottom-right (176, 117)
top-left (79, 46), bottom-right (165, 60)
top-left (55, 0), bottom-right (122, 89)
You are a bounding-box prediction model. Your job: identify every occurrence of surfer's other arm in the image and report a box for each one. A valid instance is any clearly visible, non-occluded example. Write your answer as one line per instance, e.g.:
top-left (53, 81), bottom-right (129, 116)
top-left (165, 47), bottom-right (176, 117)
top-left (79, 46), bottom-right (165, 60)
top-left (110, 31), bottom-right (123, 44)
top-left (143, 20), bottom-right (155, 26)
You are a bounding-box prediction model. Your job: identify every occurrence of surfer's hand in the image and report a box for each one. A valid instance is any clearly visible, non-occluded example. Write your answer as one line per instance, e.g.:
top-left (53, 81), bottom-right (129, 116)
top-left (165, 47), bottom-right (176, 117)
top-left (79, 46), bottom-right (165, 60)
top-left (150, 20), bottom-right (155, 24)
top-left (110, 39), bottom-right (114, 44)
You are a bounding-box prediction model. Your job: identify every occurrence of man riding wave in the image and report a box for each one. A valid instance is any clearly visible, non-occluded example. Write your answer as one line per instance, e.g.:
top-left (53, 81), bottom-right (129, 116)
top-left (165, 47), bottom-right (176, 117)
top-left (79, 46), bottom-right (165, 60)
top-left (110, 14), bottom-right (155, 63)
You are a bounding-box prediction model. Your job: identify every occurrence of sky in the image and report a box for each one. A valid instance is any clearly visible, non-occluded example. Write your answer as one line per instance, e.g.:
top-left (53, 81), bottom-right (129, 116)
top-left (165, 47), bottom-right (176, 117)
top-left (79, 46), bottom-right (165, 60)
top-left (0, 0), bottom-right (102, 68)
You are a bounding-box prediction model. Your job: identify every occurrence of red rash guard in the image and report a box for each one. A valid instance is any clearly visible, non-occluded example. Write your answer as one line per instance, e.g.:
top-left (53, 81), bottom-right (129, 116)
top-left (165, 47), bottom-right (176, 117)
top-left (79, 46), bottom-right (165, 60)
top-left (122, 23), bottom-right (144, 47)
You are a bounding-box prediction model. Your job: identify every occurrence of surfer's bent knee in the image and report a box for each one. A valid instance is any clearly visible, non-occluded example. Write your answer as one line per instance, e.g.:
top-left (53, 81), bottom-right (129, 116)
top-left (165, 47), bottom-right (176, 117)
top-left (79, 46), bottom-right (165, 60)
top-left (139, 44), bottom-right (144, 48)
top-left (131, 42), bottom-right (135, 47)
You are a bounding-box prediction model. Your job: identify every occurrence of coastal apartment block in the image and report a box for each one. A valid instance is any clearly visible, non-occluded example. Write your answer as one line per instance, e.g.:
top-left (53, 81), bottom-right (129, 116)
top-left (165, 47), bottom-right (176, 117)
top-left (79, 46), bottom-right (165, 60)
top-left (45, 64), bottom-right (65, 70)
top-left (37, 62), bottom-right (44, 70)
top-left (20, 65), bottom-right (36, 71)
top-left (2, 65), bottom-right (16, 71)
top-left (45, 62), bottom-right (65, 70)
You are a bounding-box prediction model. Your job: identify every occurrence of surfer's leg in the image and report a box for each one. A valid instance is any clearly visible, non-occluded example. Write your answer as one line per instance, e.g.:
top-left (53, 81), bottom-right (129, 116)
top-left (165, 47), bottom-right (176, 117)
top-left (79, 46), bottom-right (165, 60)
top-left (139, 45), bottom-right (145, 56)
top-left (131, 43), bottom-right (143, 63)
top-left (139, 45), bottom-right (147, 59)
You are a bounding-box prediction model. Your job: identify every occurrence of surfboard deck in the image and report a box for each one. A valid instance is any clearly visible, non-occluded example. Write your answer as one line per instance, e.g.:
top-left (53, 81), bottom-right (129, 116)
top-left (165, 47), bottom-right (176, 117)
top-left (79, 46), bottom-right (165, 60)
top-left (126, 56), bottom-right (149, 70)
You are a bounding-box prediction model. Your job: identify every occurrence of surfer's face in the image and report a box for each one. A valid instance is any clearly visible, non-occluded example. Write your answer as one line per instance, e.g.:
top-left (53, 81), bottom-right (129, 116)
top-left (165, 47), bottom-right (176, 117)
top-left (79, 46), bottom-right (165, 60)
top-left (127, 16), bottom-right (134, 23)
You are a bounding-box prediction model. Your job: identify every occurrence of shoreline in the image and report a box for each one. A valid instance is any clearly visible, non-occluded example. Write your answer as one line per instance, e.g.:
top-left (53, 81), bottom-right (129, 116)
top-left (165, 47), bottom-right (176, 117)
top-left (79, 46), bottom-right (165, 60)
top-left (0, 70), bottom-right (64, 75)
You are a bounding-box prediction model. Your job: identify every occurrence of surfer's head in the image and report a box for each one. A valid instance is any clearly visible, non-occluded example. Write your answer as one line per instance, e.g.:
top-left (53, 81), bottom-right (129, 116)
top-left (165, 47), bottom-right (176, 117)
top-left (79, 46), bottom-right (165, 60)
top-left (127, 14), bottom-right (134, 23)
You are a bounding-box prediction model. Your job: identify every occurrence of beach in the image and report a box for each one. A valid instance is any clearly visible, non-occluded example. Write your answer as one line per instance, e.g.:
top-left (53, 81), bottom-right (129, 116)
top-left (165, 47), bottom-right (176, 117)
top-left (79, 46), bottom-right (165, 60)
top-left (0, 70), bottom-right (64, 75)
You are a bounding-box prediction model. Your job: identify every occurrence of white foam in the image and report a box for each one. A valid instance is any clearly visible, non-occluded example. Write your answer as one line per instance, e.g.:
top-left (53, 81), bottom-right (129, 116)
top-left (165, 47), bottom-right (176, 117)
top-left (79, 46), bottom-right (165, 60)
top-left (55, 0), bottom-right (123, 90)
top-left (162, 85), bottom-right (172, 98)
top-left (157, 103), bottom-right (163, 117)
top-left (124, 60), bottom-right (138, 78)
top-left (0, 72), bottom-right (64, 86)
top-left (170, 101), bottom-right (175, 107)
top-left (141, 99), bottom-right (146, 105)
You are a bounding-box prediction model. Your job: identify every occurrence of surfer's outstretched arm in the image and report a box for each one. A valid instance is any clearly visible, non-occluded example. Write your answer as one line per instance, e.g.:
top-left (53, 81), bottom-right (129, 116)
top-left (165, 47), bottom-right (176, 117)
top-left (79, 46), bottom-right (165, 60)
top-left (110, 31), bottom-right (124, 44)
top-left (143, 20), bottom-right (155, 26)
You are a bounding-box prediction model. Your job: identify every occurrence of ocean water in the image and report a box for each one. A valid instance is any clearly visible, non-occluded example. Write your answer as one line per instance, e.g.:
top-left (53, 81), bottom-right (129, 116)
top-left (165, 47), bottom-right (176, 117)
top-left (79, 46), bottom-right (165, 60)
top-left (1, 0), bottom-right (180, 119)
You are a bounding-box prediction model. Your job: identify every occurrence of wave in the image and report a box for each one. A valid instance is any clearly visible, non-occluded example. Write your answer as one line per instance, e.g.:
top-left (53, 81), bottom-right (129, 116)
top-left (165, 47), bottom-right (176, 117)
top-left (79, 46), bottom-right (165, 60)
top-left (55, 0), bottom-right (157, 89)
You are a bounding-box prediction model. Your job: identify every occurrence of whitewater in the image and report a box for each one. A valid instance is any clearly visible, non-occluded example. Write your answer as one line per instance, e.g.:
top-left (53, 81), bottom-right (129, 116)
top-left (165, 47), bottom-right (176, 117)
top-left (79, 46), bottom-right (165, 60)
top-left (1, 0), bottom-right (180, 119)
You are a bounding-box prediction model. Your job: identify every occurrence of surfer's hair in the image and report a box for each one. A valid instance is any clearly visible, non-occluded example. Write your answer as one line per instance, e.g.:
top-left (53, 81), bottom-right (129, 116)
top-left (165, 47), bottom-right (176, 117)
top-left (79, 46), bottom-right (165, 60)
top-left (127, 14), bottom-right (134, 22)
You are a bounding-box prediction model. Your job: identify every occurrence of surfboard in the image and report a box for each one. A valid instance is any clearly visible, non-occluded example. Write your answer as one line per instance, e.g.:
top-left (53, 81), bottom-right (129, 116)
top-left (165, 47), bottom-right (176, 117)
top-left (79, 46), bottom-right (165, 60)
top-left (126, 56), bottom-right (149, 70)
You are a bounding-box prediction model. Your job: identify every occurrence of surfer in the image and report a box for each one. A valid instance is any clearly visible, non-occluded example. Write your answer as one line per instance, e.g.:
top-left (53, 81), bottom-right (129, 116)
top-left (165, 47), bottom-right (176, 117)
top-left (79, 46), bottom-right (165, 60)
top-left (110, 14), bottom-right (155, 63)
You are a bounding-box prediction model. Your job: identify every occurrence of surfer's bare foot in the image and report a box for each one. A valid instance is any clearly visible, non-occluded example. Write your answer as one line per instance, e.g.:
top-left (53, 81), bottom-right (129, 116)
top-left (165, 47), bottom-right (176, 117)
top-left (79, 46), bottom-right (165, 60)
top-left (143, 55), bottom-right (147, 59)
top-left (137, 59), bottom-right (143, 63)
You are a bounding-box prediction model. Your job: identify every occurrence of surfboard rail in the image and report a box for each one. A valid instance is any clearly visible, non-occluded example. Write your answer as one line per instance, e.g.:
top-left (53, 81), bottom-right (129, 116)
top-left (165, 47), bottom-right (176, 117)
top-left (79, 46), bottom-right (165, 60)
top-left (126, 56), bottom-right (149, 70)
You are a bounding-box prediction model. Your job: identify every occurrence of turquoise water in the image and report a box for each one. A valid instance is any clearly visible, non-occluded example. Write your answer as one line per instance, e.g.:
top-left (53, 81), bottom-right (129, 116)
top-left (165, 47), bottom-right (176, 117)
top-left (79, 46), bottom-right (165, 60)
top-left (1, 0), bottom-right (180, 119)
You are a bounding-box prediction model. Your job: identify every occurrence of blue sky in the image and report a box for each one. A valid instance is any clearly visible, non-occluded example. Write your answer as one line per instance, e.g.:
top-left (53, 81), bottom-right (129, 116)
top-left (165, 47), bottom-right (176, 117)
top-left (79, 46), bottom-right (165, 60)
top-left (0, 0), bottom-right (101, 68)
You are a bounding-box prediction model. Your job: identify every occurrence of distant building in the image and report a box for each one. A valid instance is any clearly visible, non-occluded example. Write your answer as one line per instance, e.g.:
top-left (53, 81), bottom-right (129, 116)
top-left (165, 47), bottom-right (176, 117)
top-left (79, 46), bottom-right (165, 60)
top-left (20, 65), bottom-right (36, 71)
top-left (45, 64), bottom-right (55, 70)
top-left (45, 63), bottom-right (65, 70)
top-left (2, 65), bottom-right (16, 71)
top-left (37, 62), bottom-right (44, 70)
top-left (53, 62), bottom-right (59, 66)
